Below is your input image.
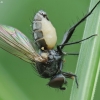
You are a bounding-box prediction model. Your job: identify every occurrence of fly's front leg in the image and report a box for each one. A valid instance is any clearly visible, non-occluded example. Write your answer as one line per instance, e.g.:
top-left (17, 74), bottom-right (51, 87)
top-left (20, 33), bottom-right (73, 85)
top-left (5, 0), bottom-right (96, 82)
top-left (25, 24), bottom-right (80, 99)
top-left (58, 1), bottom-right (100, 50)
top-left (62, 72), bottom-right (78, 88)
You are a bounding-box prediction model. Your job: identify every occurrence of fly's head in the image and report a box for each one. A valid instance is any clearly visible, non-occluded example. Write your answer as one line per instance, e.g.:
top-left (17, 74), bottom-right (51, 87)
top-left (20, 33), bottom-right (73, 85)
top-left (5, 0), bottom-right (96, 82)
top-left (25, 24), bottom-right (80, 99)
top-left (48, 74), bottom-right (67, 90)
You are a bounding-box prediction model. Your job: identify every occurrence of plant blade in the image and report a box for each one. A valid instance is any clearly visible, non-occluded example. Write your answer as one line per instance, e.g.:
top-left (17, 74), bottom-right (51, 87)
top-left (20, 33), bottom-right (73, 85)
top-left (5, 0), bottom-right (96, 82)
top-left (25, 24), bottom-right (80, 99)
top-left (70, 0), bottom-right (100, 100)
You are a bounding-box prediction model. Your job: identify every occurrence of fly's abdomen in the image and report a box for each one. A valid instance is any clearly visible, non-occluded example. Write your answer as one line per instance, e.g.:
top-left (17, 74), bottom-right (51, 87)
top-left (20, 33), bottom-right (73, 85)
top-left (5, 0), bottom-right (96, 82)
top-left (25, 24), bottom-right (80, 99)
top-left (33, 10), bottom-right (57, 50)
top-left (33, 21), bottom-right (48, 50)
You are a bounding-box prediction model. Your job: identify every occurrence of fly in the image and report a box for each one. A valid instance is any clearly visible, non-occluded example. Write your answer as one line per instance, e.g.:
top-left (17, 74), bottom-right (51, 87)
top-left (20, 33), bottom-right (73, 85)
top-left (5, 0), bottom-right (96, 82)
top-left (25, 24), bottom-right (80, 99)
top-left (0, 1), bottom-right (100, 90)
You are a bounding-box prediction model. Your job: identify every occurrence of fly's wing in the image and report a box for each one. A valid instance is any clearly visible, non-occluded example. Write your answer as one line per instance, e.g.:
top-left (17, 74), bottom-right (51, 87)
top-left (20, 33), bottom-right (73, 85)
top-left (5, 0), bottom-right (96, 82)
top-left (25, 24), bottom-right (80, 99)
top-left (0, 25), bottom-right (45, 63)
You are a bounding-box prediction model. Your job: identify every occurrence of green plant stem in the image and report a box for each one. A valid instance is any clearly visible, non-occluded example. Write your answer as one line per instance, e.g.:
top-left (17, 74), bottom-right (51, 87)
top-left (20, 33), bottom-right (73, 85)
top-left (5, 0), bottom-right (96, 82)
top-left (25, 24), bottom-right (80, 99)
top-left (70, 0), bottom-right (100, 100)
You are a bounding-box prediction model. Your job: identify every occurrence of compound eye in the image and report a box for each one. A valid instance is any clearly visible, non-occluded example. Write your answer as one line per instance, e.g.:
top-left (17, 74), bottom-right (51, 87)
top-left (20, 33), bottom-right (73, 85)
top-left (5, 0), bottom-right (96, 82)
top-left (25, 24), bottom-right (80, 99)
top-left (47, 74), bottom-right (67, 90)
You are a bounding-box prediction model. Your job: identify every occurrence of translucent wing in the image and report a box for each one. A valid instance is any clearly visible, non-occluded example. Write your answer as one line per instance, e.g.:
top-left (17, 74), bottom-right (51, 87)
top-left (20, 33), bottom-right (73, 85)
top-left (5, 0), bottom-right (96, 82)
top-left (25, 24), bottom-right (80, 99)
top-left (0, 25), bottom-right (45, 63)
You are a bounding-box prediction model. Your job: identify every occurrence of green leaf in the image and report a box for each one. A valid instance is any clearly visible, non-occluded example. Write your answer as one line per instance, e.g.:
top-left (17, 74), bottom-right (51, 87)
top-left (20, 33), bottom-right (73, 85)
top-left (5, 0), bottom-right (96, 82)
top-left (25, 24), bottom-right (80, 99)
top-left (70, 0), bottom-right (100, 100)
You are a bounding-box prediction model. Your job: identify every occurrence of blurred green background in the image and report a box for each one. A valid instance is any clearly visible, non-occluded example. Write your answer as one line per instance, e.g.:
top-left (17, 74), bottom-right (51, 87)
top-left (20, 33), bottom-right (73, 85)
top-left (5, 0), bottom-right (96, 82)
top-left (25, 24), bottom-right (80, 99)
top-left (0, 0), bottom-right (99, 100)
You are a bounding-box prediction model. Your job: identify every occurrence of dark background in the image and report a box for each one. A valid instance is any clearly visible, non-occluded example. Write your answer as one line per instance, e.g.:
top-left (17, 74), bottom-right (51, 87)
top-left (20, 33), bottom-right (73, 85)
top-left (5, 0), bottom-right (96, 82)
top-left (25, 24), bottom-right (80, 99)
top-left (0, 0), bottom-right (99, 100)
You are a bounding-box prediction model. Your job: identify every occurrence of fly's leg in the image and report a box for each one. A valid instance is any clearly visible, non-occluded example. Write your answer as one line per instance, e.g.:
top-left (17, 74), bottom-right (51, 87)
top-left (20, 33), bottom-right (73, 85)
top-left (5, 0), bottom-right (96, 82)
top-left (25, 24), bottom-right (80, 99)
top-left (67, 53), bottom-right (79, 55)
top-left (57, 34), bottom-right (96, 55)
top-left (58, 1), bottom-right (100, 50)
top-left (62, 72), bottom-right (78, 88)
top-left (57, 45), bottom-right (79, 55)
top-left (59, 34), bottom-right (97, 47)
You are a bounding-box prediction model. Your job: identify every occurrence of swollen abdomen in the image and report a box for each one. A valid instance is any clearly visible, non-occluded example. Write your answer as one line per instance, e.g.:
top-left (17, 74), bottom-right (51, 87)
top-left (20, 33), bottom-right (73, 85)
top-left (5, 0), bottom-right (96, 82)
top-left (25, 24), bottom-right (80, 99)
top-left (33, 12), bottom-right (57, 50)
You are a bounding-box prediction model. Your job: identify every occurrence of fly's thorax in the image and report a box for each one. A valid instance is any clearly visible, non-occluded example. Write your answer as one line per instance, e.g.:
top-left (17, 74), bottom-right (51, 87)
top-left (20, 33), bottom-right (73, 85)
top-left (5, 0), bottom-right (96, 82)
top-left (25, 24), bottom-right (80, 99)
top-left (35, 50), bottom-right (62, 78)
top-left (33, 10), bottom-right (57, 50)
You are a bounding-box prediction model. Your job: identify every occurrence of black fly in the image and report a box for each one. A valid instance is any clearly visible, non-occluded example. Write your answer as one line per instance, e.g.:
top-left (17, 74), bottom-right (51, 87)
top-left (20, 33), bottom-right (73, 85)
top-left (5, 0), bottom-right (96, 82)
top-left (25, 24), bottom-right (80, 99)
top-left (0, 1), bottom-right (100, 90)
